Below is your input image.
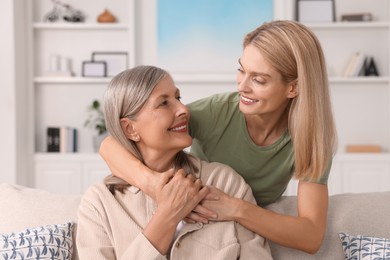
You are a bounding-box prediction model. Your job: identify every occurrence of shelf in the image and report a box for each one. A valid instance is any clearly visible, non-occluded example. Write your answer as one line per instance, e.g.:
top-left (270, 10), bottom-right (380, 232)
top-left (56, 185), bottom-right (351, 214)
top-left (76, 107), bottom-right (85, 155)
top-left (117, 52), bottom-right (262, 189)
top-left (334, 153), bottom-right (390, 162)
top-left (306, 21), bottom-right (389, 29)
top-left (34, 77), bottom-right (113, 84)
top-left (329, 76), bottom-right (389, 83)
top-left (33, 23), bottom-right (128, 30)
top-left (33, 152), bottom-right (390, 163)
top-left (172, 72), bottom-right (236, 83)
top-left (33, 76), bottom-right (388, 84)
top-left (35, 153), bottom-right (102, 162)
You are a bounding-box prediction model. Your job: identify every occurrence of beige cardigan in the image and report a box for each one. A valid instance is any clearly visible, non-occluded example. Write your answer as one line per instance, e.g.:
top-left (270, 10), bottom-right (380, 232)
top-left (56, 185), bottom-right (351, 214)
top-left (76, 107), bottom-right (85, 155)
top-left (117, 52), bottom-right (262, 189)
top-left (76, 158), bottom-right (272, 260)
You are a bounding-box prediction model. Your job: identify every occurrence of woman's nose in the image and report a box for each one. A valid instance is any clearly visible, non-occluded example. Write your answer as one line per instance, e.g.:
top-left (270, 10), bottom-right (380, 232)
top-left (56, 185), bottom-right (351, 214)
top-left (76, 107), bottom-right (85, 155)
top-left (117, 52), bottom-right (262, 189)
top-left (237, 74), bottom-right (250, 92)
top-left (177, 102), bottom-right (189, 117)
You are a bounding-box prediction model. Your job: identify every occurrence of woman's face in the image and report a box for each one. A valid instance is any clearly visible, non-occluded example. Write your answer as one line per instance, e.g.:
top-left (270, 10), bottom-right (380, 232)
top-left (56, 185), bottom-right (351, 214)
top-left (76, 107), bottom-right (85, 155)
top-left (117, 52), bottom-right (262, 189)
top-left (236, 44), bottom-right (295, 117)
top-left (132, 75), bottom-right (192, 160)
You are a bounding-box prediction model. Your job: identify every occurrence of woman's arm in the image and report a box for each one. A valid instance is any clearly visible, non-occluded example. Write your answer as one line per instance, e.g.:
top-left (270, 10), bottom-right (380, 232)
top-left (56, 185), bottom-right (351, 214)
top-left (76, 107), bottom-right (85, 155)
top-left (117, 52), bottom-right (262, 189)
top-left (203, 181), bottom-right (328, 254)
top-left (99, 136), bottom-right (174, 200)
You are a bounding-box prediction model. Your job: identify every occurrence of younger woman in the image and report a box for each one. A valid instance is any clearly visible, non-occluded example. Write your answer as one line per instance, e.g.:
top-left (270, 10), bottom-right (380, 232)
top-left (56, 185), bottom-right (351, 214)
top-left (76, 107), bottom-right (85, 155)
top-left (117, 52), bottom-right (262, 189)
top-left (99, 20), bottom-right (337, 254)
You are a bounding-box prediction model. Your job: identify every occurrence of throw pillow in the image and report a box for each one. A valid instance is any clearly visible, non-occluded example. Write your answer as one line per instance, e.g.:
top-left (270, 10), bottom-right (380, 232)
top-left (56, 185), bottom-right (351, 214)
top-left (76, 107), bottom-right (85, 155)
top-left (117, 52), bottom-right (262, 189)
top-left (339, 232), bottom-right (390, 260)
top-left (0, 222), bottom-right (74, 260)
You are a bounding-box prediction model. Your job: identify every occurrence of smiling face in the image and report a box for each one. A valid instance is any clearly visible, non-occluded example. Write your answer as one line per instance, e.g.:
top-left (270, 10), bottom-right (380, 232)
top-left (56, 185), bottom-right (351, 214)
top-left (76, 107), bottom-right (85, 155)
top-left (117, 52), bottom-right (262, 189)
top-left (124, 75), bottom-right (192, 170)
top-left (236, 44), bottom-right (297, 118)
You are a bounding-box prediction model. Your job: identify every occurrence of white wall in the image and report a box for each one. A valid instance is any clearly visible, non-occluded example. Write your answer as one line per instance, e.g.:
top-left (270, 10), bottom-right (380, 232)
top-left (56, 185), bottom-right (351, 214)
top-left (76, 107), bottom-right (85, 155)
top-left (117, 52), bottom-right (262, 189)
top-left (0, 0), bottom-right (17, 184)
top-left (0, 0), bottom-right (30, 185)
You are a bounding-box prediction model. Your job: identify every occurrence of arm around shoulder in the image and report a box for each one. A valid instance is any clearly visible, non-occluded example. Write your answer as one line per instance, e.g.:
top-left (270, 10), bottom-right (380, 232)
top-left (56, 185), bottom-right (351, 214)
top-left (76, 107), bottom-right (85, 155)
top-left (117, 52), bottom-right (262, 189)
top-left (99, 135), bottom-right (174, 199)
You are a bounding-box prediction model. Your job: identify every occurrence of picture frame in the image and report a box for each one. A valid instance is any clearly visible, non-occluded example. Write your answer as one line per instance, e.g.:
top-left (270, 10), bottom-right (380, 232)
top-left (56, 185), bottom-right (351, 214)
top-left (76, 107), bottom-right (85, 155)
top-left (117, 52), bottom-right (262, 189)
top-left (157, 0), bottom-right (273, 74)
top-left (91, 52), bottom-right (128, 77)
top-left (296, 0), bottom-right (335, 23)
top-left (82, 61), bottom-right (107, 77)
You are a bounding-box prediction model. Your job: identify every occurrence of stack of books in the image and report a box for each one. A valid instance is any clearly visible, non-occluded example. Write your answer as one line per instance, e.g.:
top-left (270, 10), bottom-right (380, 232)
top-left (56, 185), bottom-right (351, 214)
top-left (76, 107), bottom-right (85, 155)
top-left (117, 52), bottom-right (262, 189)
top-left (343, 52), bottom-right (379, 77)
top-left (47, 127), bottom-right (77, 153)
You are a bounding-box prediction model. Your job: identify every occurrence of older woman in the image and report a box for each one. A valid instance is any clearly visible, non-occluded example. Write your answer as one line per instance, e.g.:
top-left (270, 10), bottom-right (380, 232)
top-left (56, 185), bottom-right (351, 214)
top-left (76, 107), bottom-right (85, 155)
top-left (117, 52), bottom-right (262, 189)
top-left (76, 65), bottom-right (272, 259)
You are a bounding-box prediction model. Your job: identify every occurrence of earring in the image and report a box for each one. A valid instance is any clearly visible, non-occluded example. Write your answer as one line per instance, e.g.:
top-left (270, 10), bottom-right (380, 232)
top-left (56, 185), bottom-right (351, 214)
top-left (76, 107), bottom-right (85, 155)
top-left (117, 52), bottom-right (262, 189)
top-left (133, 136), bottom-right (140, 142)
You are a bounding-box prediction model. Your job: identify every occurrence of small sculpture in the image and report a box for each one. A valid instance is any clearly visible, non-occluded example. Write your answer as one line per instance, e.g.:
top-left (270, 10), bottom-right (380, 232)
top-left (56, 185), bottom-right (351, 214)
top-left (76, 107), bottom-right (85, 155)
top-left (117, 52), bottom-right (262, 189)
top-left (97, 9), bottom-right (117, 23)
top-left (62, 5), bottom-right (85, 22)
top-left (44, 0), bottom-right (85, 23)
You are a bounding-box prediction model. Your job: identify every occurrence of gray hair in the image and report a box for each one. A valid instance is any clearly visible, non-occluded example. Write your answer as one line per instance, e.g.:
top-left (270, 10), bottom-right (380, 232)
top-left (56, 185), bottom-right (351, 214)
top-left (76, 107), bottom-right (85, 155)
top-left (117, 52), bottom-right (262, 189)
top-left (103, 65), bottom-right (197, 193)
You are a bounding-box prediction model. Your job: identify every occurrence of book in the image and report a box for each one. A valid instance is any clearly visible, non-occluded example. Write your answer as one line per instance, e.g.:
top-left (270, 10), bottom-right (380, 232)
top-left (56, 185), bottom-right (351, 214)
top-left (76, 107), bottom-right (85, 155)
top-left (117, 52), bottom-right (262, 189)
top-left (47, 126), bottom-right (78, 153)
top-left (344, 52), bottom-right (366, 77)
top-left (47, 127), bottom-right (60, 152)
top-left (343, 52), bottom-right (359, 77)
top-left (346, 145), bottom-right (381, 153)
top-left (364, 57), bottom-right (379, 76)
top-left (67, 128), bottom-right (78, 152)
top-left (341, 13), bottom-right (372, 22)
top-left (60, 127), bottom-right (67, 153)
top-left (350, 52), bottom-right (366, 77)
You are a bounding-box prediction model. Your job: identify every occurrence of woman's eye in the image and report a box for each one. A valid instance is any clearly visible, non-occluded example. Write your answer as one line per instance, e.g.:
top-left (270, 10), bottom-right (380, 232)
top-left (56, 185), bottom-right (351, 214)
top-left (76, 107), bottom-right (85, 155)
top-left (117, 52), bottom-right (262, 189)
top-left (253, 78), bottom-right (265, 84)
top-left (176, 96), bottom-right (182, 101)
top-left (160, 100), bottom-right (168, 106)
top-left (237, 67), bottom-right (244, 73)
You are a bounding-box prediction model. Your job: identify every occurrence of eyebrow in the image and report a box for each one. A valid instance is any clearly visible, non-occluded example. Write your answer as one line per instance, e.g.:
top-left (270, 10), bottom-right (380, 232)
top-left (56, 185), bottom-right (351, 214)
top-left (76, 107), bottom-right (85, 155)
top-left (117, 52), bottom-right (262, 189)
top-left (155, 87), bottom-right (180, 100)
top-left (238, 59), bottom-right (271, 78)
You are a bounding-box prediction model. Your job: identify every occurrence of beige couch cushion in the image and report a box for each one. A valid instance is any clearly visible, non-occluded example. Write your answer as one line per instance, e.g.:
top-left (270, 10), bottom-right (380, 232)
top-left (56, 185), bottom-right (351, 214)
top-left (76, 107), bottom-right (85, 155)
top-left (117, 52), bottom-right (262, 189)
top-left (2, 183), bottom-right (390, 260)
top-left (0, 183), bottom-right (81, 259)
top-left (267, 192), bottom-right (390, 260)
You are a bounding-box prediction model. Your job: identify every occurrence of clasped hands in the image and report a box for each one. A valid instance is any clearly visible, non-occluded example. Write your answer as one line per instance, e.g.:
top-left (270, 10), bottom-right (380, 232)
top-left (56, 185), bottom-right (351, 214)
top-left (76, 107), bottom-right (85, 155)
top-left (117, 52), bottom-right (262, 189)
top-left (143, 168), bottom-right (234, 224)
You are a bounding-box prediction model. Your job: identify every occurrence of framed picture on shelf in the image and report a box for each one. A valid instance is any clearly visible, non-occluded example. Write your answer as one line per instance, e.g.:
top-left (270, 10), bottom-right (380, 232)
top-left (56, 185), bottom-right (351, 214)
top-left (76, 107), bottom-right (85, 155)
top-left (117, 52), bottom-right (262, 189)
top-left (92, 52), bottom-right (128, 77)
top-left (82, 61), bottom-right (107, 77)
top-left (157, 0), bottom-right (273, 73)
top-left (296, 0), bottom-right (335, 23)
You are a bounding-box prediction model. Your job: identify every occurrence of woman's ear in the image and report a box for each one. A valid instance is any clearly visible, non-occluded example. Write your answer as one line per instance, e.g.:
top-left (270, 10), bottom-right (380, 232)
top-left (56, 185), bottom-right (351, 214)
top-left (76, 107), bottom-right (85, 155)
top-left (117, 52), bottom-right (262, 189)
top-left (120, 118), bottom-right (140, 142)
top-left (287, 80), bottom-right (299, 98)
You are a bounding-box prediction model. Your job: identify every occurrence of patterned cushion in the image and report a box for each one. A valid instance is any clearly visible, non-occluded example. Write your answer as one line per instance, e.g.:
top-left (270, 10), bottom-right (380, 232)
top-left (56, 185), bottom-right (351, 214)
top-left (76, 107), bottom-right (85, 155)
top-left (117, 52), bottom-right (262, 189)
top-left (339, 232), bottom-right (390, 260)
top-left (0, 222), bottom-right (74, 260)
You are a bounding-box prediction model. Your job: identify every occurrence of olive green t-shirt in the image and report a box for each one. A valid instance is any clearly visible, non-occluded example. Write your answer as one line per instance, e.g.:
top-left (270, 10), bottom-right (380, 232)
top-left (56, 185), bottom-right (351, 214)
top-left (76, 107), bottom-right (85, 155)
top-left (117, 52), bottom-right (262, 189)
top-left (188, 92), bottom-right (329, 206)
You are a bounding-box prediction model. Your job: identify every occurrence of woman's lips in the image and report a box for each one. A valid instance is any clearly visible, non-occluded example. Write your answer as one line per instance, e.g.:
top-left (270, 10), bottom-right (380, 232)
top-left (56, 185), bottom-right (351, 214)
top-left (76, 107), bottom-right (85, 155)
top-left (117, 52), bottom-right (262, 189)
top-left (240, 95), bottom-right (258, 104)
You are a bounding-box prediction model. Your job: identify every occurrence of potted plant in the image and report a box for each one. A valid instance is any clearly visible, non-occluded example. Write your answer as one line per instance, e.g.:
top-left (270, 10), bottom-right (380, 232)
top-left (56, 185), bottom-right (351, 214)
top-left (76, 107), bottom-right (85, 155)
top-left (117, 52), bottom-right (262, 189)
top-left (84, 100), bottom-right (107, 152)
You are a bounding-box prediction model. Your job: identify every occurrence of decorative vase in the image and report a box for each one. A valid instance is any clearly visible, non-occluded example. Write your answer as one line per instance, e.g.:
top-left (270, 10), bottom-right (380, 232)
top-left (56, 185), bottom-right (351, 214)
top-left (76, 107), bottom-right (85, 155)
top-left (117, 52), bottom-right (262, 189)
top-left (97, 9), bottom-right (116, 23)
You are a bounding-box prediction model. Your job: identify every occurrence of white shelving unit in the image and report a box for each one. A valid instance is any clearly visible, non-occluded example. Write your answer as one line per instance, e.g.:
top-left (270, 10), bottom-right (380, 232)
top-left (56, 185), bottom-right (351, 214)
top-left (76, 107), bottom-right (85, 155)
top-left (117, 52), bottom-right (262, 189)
top-left (26, 0), bottom-right (136, 194)
top-left (28, 0), bottom-right (135, 153)
top-left (302, 0), bottom-right (390, 154)
top-left (283, 0), bottom-right (390, 196)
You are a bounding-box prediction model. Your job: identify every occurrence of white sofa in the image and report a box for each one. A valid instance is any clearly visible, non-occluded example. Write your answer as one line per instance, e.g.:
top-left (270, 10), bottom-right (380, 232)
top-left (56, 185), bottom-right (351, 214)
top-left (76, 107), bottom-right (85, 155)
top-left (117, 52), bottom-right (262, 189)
top-left (1, 183), bottom-right (389, 260)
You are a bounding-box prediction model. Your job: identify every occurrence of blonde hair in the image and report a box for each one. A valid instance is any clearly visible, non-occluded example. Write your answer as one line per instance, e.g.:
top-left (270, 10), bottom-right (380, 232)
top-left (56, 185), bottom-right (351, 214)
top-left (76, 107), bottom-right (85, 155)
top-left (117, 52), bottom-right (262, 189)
top-left (244, 20), bottom-right (337, 181)
top-left (103, 65), bottom-right (197, 193)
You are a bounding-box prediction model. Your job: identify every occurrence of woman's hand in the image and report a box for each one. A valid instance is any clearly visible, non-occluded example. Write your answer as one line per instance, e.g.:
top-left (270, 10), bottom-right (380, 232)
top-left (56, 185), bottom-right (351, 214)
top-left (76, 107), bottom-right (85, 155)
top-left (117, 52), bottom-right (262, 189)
top-left (141, 167), bottom-right (175, 201)
top-left (154, 170), bottom-right (209, 223)
top-left (143, 170), bottom-right (208, 254)
top-left (198, 186), bottom-right (240, 221)
top-left (183, 190), bottom-right (219, 223)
